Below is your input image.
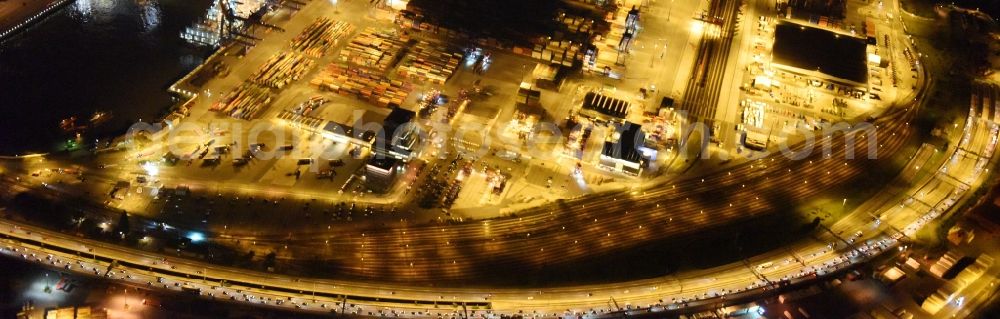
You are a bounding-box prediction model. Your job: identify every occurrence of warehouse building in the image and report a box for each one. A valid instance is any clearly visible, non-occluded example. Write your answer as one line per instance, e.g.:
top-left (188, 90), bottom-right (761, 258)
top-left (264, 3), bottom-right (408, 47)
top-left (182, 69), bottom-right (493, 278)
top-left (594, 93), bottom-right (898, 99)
top-left (581, 91), bottom-right (631, 120)
top-left (771, 21), bottom-right (869, 95)
top-left (365, 107), bottom-right (421, 193)
top-left (374, 107), bottom-right (421, 161)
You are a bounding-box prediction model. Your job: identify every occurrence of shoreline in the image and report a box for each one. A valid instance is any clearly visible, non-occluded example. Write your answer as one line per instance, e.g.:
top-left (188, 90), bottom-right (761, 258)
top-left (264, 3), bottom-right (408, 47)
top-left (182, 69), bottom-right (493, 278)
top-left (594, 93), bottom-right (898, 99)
top-left (161, 42), bottom-right (234, 118)
top-left (0, 30), bottom-right (223, 158)
top-left (0, 0), bottom-right (75, 41)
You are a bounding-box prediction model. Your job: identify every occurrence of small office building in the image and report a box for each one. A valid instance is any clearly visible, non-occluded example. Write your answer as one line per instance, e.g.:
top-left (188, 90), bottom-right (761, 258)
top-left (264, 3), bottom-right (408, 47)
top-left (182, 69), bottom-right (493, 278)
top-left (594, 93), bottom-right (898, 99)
top-left (365, 157), bottom-right (401, 193)
top-left (598, 121), bottom-right (647, 176)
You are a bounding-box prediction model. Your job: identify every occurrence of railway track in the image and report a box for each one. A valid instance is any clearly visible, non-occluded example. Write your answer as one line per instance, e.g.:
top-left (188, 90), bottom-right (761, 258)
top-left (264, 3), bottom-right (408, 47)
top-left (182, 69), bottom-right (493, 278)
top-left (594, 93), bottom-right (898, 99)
top-left (678, 0), bottom-right (742, 126)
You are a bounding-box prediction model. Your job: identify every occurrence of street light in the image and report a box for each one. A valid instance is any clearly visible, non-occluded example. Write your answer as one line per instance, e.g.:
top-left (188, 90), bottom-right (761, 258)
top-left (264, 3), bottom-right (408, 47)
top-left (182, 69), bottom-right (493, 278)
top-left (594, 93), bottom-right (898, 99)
top-left (668, 0), bottom-right (674, 22)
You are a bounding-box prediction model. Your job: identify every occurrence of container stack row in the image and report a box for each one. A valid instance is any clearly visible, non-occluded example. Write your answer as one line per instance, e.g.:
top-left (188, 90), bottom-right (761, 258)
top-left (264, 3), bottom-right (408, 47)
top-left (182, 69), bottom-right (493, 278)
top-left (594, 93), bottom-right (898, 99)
top-left (290, 18), bottom-right (355, 58)
top-left (251, 52), bottom-right (315, 89)
top-left (518, 40), bottom-right (581, 67)
top-left (339, 28), bottom-right (409, 72)
top-left (395, 40), bottom-right (461, 85)
top-left (310, 63), bottom-right (412, 107)
top-left (211, 82), bottom-right (272, 120)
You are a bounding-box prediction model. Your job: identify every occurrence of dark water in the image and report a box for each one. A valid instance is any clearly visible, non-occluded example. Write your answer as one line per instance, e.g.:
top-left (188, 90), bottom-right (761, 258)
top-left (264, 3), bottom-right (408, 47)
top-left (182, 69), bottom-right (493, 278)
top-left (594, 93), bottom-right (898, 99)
top-left (0, 0), bottom-right (212, 155)
top-left (949, 0), bottom-right (1000, 18)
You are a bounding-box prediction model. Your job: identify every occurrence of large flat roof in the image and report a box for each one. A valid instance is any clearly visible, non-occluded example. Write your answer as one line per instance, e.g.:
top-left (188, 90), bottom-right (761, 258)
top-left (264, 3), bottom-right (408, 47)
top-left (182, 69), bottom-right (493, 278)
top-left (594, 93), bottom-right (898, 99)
top-left (772, 22), bottom-right (868, 85)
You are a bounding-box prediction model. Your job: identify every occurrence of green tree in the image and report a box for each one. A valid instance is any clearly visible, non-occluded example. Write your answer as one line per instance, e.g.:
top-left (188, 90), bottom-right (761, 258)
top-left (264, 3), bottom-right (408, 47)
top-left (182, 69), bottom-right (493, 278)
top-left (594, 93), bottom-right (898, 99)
top-left (114, 211), bottom-right (130, 239)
